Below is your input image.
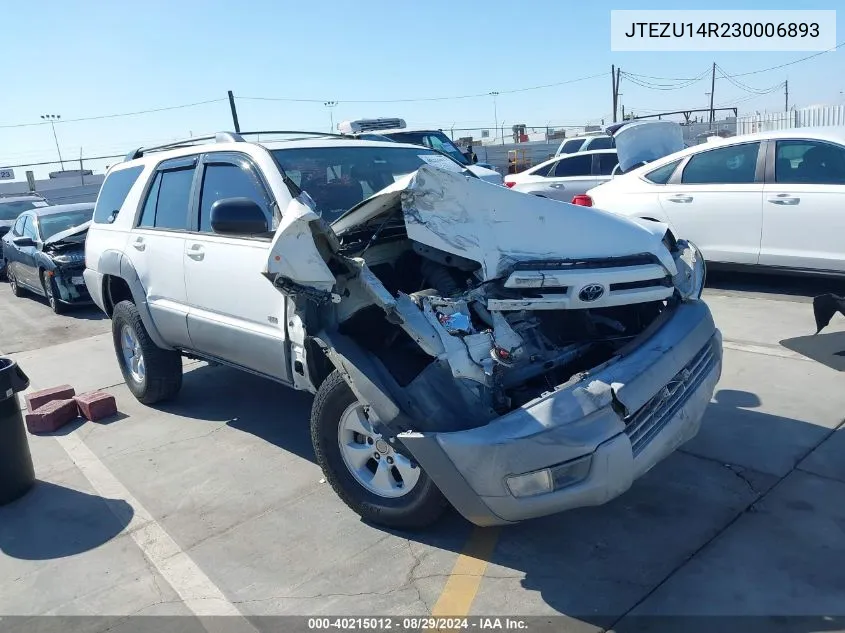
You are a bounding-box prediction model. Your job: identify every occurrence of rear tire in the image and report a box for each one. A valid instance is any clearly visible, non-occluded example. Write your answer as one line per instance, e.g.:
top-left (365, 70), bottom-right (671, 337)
top-left (111, 300), bottom-right (182, 404)
top-left (311, 370), bottom-right (447, 530)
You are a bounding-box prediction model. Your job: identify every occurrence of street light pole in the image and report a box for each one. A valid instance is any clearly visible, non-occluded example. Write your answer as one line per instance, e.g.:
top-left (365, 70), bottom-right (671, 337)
top-left (489, 91), bottom-right (499, 141)
top-left (324, 101), bottom-right (338, 132)
top-left (40, 114), bottom-right (65, 170)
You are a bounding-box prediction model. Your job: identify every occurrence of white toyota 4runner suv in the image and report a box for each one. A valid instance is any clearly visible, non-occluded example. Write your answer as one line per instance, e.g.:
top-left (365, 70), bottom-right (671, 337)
top-left (84, 129), bottom-right (721, 530)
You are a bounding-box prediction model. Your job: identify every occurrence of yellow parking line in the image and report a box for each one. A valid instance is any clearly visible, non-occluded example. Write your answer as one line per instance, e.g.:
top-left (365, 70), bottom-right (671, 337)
top-left (430, 526), bottom-right (502, 617)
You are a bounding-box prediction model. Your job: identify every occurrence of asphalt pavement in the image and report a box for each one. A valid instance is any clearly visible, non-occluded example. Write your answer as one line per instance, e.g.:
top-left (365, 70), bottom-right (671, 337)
top-left (1, 272), bottom-right (844, 631)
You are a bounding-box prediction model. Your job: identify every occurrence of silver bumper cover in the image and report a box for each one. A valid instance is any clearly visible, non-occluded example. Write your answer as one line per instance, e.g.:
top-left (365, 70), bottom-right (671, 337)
top-left (400, 300), bottom-right (722, 526)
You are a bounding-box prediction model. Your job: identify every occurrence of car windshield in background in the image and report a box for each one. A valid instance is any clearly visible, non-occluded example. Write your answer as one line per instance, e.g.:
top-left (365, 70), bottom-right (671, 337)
top-left (0, 200), bottom-right (43, 220)
top-left (272, 146), bottom-right (465, 222)
top-left (383, 132), bottom-right (470, 165)
top-left (38, 209), bottom-right (94, 240)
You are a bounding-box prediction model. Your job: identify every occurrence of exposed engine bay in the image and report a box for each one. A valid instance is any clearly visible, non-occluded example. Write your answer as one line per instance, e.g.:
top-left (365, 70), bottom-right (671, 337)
top-left (330, 214), bottom-right (667, 426)
top-left (267, 166), bottom-right (705, 434)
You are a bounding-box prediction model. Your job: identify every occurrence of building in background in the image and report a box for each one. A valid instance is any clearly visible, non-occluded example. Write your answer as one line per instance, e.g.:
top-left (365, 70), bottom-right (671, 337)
top-left (0, 170), bottom-right (104, 205)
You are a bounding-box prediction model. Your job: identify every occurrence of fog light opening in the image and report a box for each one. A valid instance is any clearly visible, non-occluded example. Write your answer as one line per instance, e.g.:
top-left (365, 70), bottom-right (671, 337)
top-left (506, 455), bottom-right (593, 498)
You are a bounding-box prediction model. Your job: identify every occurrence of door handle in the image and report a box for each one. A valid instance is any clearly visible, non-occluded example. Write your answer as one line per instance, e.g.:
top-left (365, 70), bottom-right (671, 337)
top-left (668, 195), bottom-right (693, 203)
top-left (768, 194), bottom-right (800, 205)
top-left (132, 237), bottom-right (146, 251)
top-left (549, 183), bottom-right (565, 189)
top-left (186, 244), bottom-right (205, 261)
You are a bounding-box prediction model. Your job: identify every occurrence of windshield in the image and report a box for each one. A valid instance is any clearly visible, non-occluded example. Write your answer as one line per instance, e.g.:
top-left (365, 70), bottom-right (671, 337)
top-left (38, 209), bottom-right (94, 241)
top-left (272, 146), bottom-right (465, 222)
top-left (0, 200), bottom-right (46, 221)
top-left (382, 131), bottom-right (470, 165)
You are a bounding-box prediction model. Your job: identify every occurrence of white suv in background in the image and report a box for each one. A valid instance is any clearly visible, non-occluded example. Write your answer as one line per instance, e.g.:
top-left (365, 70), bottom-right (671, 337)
top-left (84, 129), bottom-right (720, 530)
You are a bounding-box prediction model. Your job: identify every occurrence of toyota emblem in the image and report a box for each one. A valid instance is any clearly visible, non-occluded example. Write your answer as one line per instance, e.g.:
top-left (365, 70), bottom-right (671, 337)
top-left (578, 284), bottom-right (605, 302)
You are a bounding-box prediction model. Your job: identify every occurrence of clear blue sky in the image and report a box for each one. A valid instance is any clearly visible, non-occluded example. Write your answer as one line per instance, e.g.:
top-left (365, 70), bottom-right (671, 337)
top-left (1, 0), bottom-right (842, 177)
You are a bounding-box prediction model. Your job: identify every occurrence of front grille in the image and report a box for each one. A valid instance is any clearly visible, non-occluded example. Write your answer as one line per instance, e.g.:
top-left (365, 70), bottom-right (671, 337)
top-left (624, 342), bottom-right (716, 456)
top-left (510, 253), bottom-right (660, 272)
top-left (610, 276), bottom-right (673, 292)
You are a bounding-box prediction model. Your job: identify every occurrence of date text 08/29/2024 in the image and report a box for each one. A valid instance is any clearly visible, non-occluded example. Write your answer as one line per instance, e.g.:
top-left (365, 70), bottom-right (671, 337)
top-left (307, 617), bottom-right (528, 630)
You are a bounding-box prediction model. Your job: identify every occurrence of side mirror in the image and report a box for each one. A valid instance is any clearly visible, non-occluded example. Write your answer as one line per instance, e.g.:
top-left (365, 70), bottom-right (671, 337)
top-left (210, 198), bottom-right (269, 236)
top-left (12, 237), bottom-right (35, 248)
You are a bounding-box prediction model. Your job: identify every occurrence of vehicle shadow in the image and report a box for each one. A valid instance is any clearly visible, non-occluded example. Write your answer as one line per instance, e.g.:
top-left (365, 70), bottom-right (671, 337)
top-left (706, 269), bottom-right (845, 300)
top-left (0, 481), bottom-right (133, 560)
top-left (157, 363), bottom-right (316, 464)
top-left (781, 330), bottom-right (845, 372)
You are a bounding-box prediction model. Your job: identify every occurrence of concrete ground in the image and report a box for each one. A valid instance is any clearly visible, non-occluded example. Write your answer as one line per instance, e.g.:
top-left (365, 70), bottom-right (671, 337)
top-left (1, 271), bottom-right (845, 632)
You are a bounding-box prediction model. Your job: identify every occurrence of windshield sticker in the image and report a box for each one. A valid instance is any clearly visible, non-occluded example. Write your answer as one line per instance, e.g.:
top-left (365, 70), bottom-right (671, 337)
top-left (418, 154), bottom-right (462, 172)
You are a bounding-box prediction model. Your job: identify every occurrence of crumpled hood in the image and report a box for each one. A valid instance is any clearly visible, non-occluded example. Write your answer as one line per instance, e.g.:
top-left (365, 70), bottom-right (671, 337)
top-left (44, 220), bottom-right (91, 245)
top-left (332, 165), bottom-right (676, 279)
top-left (606, 120), bottom-right (685, 172)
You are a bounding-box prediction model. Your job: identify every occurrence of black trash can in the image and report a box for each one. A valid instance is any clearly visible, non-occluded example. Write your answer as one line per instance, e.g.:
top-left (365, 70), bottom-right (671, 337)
top-left (0, 357), bottom-right (34, 505)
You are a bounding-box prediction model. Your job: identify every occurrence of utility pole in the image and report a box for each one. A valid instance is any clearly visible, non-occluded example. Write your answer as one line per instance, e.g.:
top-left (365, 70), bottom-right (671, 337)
top-left (489, 92), bottom-right (499, 141)
top-left (227, 91), bottom-right (241, 133)
top-left (611, 65), bottom-right (617, 123)
top-left (40, 114), bottom-right (65, 170)
top-left (324, 101), bottom-right (338, 132)
top-left (709, 62), bottom-right (716, 129)
top-left (611, 66), bottom-right (625, 123)
top-left (784, 80), bottom-right (789, 112)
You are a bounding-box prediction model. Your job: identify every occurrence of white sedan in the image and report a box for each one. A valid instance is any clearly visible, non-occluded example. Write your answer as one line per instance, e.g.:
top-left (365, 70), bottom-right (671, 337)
top-left (504, 149), bottom-right (620, 201)
top-left (581, 127), bottom-right (845, 276)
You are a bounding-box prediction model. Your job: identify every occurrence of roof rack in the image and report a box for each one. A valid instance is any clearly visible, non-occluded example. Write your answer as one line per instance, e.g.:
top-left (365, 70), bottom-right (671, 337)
top-left (124, 131), bottom-right (244, 162)
top-left (239, 130), bottom-right (350, 140)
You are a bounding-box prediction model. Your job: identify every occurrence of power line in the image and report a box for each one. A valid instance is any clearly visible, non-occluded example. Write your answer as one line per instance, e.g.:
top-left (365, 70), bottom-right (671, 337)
top-left (728, 41), bottom-right (845, 76)
top-left (620, 41), bottom-right (845, 83)
top-left (238, 72), bottom-right (607, 104)
top-left (0, 99), bottom-right (227, 130)
top-left (715, 64), bottom-right (784, 94)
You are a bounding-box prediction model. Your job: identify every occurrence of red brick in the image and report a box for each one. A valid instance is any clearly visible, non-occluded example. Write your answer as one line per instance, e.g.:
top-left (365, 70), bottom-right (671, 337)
top-left (25, 398), bottom-right (79, 434)
top-left (25, 384), bottom-right (76, 413)
top-left (74, 391), bottom-right (118, 422)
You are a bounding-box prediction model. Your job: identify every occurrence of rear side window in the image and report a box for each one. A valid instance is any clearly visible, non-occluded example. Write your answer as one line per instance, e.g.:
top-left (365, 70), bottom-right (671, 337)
top-left (586, 136), bottom-right (614, 150)
top-left (558, 138), bottom-right (586, 154)
top-left (552, 154), bottom-right (592, 178)
top-left (138, 167), bottom-right (195, 230)
top-left (681, 143), bottom-right (761, 185)
top-left (596, 152), bottom-right (619, 176)
top-left (644, 159), bottom-right (682, 184)
top-left (94, 166), bottom-right (143, 223)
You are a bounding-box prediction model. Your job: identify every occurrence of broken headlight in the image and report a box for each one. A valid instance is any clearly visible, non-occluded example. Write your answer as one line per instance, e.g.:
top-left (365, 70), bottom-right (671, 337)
top-left (672, 240), bottom-right (706, 301)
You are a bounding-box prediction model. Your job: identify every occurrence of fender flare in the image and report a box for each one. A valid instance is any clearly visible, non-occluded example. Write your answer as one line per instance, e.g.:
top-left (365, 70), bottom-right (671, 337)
top-left (97, 249), bottom-right (173, 350)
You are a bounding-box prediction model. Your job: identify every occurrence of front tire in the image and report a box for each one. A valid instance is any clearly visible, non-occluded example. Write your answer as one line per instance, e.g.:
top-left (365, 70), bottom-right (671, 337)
top-left (41, 272), bottom-right (65, 314)
top-left (311, 370), bottom-right (447, 530)
top-left (111, 300), bottom-right (182, 404)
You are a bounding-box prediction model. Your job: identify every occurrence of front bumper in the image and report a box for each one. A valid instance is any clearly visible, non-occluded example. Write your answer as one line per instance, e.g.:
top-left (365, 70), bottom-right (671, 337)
top-left (400, 299), bottom-right (722, 526)
top-left (52, 266), bottom-right (93, 304)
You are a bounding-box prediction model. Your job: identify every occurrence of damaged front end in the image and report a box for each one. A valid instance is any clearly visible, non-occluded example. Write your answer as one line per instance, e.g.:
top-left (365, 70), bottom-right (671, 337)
top-left (265, 165), bottom-right (720, 525)
top-left (44, 229), bottom-right (91, 304)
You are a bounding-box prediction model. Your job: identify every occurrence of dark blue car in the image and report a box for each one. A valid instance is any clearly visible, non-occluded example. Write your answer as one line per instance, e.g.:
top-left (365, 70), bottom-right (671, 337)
top-left (2, 203), bottom-right (94, 313)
